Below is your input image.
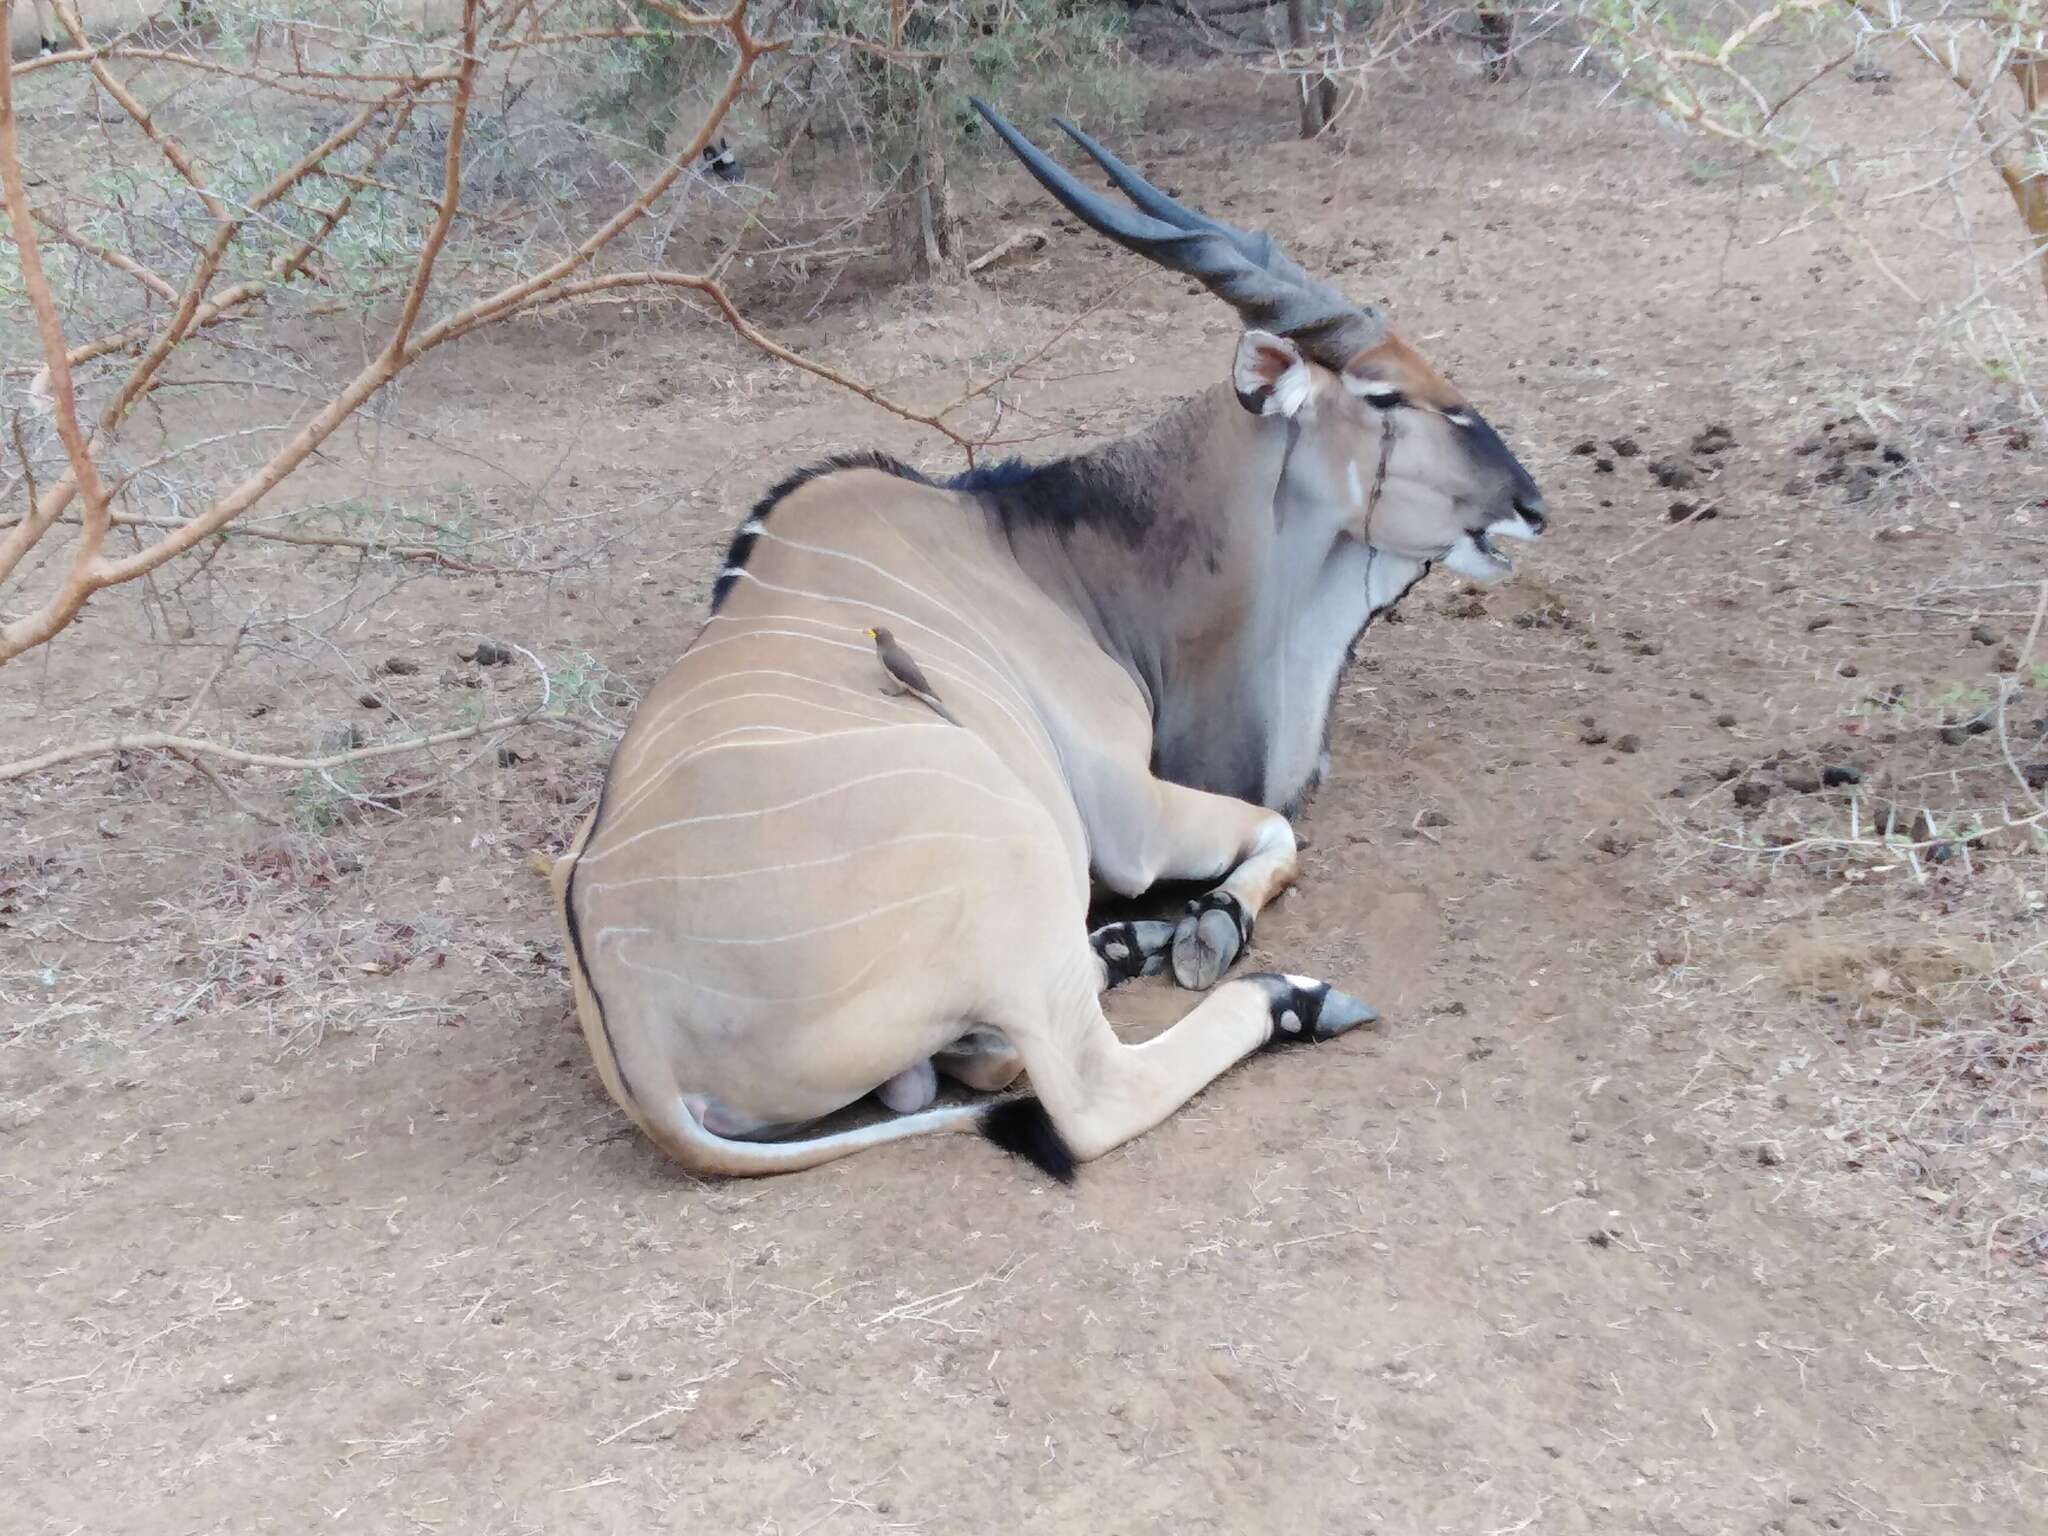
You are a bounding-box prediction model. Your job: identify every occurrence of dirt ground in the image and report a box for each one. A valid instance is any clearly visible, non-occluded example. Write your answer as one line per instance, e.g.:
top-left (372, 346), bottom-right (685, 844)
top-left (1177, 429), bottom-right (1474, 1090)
top-left (6, 33), bottom-right (2048, 1536)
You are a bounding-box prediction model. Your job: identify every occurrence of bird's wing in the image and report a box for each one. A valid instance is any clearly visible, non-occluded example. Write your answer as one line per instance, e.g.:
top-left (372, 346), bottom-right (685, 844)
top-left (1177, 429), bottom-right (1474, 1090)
top-left (889, 645), bottom-right (936, 698)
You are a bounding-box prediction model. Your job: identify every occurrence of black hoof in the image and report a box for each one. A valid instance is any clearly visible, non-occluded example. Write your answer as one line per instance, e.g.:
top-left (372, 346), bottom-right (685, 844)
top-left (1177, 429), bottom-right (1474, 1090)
top-left (1091, 919), bottom-right (1174, 987)
top-left (1245, 972), bottom-right (1378, 1049)
top-left (1171, 890), bottom-right (1253, 991)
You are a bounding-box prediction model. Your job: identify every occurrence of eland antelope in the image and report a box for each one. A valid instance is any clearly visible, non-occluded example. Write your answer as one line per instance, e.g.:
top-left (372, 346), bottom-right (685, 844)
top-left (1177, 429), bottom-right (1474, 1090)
top-left (551, 101), bottom-right (1548, 1181)
top-left (702, 136), bottom-right (745, 183)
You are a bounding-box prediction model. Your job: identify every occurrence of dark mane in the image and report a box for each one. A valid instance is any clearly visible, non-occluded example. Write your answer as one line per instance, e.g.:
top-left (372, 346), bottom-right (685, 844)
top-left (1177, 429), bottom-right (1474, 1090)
top-left (712, 402), bottom-right (1206, 613)
top-left (956, 398), bottom-right (1210, 549)
top-left (710, 451), bottom-right (931, 612)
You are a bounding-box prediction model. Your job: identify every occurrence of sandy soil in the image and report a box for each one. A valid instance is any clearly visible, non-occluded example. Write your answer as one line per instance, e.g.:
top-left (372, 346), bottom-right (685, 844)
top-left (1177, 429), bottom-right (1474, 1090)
top-left (5, 34), bottom-right (2046, 1536)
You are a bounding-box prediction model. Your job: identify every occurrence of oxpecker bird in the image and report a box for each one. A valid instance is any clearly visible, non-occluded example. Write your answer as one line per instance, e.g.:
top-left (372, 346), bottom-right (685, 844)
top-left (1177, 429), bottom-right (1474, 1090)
top-left (865, 625), bottom-right (961, 726)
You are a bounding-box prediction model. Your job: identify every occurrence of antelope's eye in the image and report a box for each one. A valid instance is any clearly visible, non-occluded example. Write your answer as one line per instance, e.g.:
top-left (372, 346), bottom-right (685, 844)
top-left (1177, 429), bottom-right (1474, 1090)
top-left (1354, 384), bottom-right (1404, 410)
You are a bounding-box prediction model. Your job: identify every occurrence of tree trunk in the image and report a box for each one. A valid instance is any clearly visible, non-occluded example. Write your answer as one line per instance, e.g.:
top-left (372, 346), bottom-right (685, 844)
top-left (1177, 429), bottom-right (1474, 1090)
top-left (1477, 4), bottom-right (1514, 84)
top-left (1287, 0), bottom-right (1324, 138)
top-left (905, 77), bottom-right (959, 278)
top-left (2010, 52), bottom-right (2048, 299)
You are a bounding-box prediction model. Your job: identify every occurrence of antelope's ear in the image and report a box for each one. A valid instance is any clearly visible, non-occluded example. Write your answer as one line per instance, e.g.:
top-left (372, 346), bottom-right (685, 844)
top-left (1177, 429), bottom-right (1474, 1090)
top-left (1232, 331), bottom-right (1313, 418)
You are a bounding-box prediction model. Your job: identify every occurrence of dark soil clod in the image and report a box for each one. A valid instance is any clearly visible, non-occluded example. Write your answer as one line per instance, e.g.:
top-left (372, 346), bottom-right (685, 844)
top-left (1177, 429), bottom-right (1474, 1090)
top-left (1648, 459), bottom-right (1697, 489)
top-left (1733, 780), bottom-right (1772, 809)
top-left (1609, 437), bottom-right (1640, 458)
top-left (1822, 764), bottom-right (1864, 787)
top-left (1690, 425), bottom-right (1736, 456)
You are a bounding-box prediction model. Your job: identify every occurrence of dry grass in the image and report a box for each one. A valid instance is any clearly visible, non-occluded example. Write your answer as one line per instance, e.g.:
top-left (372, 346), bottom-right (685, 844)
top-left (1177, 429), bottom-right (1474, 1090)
top-left (1646, 664), bottom-right (2048, 1379)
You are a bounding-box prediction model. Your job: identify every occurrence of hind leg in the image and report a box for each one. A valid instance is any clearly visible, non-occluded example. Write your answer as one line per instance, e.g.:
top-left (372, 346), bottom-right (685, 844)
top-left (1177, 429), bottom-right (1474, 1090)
top-left (989, 939), bottom-right (1376, 1168)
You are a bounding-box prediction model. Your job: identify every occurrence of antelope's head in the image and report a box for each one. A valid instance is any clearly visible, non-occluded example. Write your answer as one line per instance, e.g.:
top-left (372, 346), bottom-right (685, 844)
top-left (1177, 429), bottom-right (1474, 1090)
top-left (972, 102), bottom-right (1546, 584)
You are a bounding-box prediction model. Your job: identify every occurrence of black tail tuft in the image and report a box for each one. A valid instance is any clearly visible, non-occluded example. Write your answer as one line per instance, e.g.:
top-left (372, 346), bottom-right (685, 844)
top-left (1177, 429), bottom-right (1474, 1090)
top-left (980, 1096), bottom-right (1076, 1185)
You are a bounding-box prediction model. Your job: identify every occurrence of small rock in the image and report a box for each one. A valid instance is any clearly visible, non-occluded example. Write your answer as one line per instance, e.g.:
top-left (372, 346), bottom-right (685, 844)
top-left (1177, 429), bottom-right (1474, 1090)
top-left (358, 692), bottom-right (385, 710)
top-left (1570, 438), bottom-right (1599, 456)
top-left (1781, 766), bottom-right (1821, 794)
top-left (1648, 459), bottom-right (1697, 489)
top-left (2005, 427), bottom-right (2033, 452)
top-left (1569, 1125), bottom-right (1590, 1143)
top-left (1939, 725), bottom-right (1968, 746)
top-left (1709, 759), bottom-right (1742, 781)
top-left (1838, 663), bottom-right (1859, 678)
top-left (1794, 435), bottom-right (1826, 456)
top-left (1417, 808), bottom-right (1453, 828)
top-left (1733, 780), bottom-right (1772, 809)
top-left (468, 641), bottom-right (514, 666)
top-left (1971, 623), bottom-right (1999, 647)
top-left (1609, 437), bottom-right (1640, 458)
top-left (237, 1087), bottom-right (257, 1105)
top-left (491, 1140), bottom-right (524, 1166)
top-left (1594, 457), bottom-right (1615, 474)
top-left (1580, 725), bottom-right (1609, 746)
top-left (1995, 645), bottom-right (2021, 672)
top-left (1715, 712), bottom-right (1738, 729)
top-left (1880, 444), bottom-right (1907, 464)
top-left (1614, 733), bottom-right (1641, 754)
top-left (1805, 616), bottom-right (1832, 632)
top-left (1689, 424), bottom-right (1736, 455)
top-left (1653, 941), bottom-right (1685, 967)
top-left (378, 656), bottom-right (422, 676)
top-left (1822, 764), bottom-right (1862, 786)
top-left (1756, 1143), bottom-right (1783, 1168)
top-left (1594, 831), bottom-right (1633, 855)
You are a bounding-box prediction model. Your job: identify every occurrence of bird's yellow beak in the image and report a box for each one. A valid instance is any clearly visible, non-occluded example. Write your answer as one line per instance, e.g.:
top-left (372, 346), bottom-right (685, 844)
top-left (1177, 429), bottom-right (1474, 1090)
top-left (863, 627), bottom-right (877, 640)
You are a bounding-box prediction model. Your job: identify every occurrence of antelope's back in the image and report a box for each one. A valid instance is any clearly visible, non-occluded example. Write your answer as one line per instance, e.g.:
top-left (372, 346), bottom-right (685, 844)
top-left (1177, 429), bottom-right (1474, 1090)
top-left (561, 469), bottom-right (1088, 1037)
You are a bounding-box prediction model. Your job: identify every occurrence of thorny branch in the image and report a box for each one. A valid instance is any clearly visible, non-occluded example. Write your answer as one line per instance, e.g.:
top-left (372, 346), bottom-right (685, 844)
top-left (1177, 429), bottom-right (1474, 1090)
top-left (0, 0), bottom-right (1106, 806)
top-left (0, 0), bottom-right (978, 673)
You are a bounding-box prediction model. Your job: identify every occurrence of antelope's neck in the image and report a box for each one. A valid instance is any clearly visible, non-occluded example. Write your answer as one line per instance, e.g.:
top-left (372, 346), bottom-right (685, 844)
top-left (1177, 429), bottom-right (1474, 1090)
top-left (989, 392), bottom-right (1413, 815)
